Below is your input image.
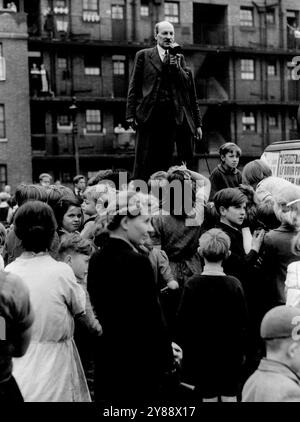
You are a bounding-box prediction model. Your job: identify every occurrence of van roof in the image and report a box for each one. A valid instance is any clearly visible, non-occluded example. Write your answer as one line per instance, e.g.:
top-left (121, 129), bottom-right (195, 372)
top-left (264, 140), bottom-right (300, 152)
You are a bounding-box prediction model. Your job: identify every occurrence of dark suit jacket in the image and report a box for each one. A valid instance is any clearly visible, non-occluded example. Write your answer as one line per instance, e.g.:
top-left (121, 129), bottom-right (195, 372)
top-left (87, 237), bottom-right (174, 400)
top-left (126, 46), bottom-right (202, 133)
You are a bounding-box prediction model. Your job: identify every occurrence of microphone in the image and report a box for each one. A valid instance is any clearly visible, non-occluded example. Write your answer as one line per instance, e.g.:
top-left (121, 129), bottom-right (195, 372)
top-left (169, 43), bottom-right (182, 55)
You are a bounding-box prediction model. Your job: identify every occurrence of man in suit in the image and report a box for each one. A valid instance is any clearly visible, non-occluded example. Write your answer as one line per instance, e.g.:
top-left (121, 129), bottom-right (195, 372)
top-left (126, 21), bottom-right (202, 181)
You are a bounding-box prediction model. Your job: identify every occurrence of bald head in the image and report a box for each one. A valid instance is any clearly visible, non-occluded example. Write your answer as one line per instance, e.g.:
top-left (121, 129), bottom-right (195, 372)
top-left (155, 21), bottom-right (175, 49)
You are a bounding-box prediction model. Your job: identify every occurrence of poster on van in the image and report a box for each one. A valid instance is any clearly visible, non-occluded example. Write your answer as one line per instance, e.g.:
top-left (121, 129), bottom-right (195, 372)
top-left (277, 152), bottom-right (300, 185)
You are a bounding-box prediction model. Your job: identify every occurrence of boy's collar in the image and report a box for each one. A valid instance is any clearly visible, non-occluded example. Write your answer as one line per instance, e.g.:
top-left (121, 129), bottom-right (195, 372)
top-left (219, 163), bottom-right (238, 174)
top-left (219, 219), bottom-right (241, 232)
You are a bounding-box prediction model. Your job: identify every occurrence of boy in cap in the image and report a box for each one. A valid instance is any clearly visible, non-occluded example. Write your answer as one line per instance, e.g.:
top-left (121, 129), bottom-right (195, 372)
top-left (242, 305), bottom-right (300, 402)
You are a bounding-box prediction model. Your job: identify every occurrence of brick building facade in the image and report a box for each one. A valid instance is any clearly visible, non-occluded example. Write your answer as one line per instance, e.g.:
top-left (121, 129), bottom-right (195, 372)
top-left (0, 9), bottom-right (32, 189)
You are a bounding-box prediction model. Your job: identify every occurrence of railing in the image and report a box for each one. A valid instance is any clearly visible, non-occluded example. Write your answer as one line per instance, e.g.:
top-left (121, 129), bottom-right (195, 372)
top-left (31, 131), bottom-right (136, 156)
top-left (24, 11), bottom-right (300, 51)
top-left (29, 74), bottom-right (129, 99)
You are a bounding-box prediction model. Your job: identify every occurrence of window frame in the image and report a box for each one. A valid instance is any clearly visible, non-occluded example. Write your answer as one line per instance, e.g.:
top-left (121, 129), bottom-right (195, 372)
top-left (242, 111), bottom-right (256, 132)
top-left (268, 113), bottom-right (278, 127)
top-left (85, 109), bottom-right (102, 133)
top-left (266, 8), bottom-right (276, 25)
top-left (111, 5), bottom-right (124, 19)
top-left (83, 0), bottom-right (99, 12)
top-left (0, 43), bottom-right (5, 81)
top-left (240, 6), bottom-right (254, 27)
top-left (164, 1), bottom-right (180, 24)
top-left (267, 61), bottom-right (277, 77)
top-left (84, 55), bottom-right (101, 76)
top-left (0, 105), bottom-right (6, 139)
top-left (241, 59), bottom-right (255, 80)
top-left (0, 165), bottom-right (7, 191)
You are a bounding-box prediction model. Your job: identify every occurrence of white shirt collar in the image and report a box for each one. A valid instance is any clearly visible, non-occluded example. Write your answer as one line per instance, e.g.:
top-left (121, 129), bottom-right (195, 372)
top-left (157, 44), bottom-right (168, 62)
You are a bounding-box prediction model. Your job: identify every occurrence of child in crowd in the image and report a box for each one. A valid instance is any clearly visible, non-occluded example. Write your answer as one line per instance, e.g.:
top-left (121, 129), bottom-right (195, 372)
top-left (242, 159), bottom-right (272, 190)
top-left (58, 234), bottom-right (102, 399)
top-left (138, 233), bottom-right (179, 332)
top-left (58, 233), bottom-right (102, 336)
top-left (213, 187), bottom-right (265, 377)
top-left (2, 184), bottom-right (50, 265)
top-left (81, 184), bottom-right (117, 240)
top-left (176, 228), bottom-right (248, 402)
top-left (0, 192), bottom-right (13, 229)
top-left (0, 223), bottom-right (6, 270)
top-left (209, 142), bottom-right (242, 201)
top-left (285, 226), bottom-right (300, 307)
top-left (261, 184), bottom-right (300, 310)
top-left (6, 201), bottom-right (91, 401)
top-left (53, 197), bottom-right (83, 240)
top-left (213, 188), bottom-right (264, 287)
top-left (81, 186), bottom-right (101, 239)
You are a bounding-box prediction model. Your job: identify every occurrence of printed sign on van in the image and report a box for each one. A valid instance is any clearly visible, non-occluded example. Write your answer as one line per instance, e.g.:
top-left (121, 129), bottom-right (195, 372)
top-left (277, 152), bottom-right (300, 185)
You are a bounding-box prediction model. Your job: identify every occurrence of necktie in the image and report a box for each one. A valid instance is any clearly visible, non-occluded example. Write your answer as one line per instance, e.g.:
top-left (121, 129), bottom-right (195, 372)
top-left (163, 50), bottom-right (169, 64)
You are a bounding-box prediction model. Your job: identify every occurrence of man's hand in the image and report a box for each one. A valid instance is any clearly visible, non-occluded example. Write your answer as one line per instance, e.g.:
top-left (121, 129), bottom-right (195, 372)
top-left (126, 118), bottom-right (138, 131)
top-left (171, 342), bottom-right (183, 365)
top-left (195, 127), bottom-right (202, 141)
top-left (169, 54), bottom-right (180, 68)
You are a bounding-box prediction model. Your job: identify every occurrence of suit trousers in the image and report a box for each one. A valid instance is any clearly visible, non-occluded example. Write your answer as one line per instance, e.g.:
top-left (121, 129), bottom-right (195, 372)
top-left (133, 103), bottom-right (194, 181)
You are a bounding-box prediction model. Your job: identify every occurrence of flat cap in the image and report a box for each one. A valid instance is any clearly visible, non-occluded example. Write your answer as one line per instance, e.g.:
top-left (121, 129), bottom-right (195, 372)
top-left (261, 306), bottom-right (300, 340)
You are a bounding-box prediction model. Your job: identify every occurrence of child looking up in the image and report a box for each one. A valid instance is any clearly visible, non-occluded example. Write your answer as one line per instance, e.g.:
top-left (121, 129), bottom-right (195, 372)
top-left (209, 142), bottom-right (242, 201)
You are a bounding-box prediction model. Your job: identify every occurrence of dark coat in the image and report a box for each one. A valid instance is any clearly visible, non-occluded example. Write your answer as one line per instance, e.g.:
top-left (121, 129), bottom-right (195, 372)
top-left (176, 274), bottom-right (248, 397)
top-left (209, 164), bottom-right (242, 201)
top-left (126, 46), bottom-right (202, 132)
top-left (87, 237), bottom-right (174, 401)
top-left (261, 224), bottom-right (300, 308)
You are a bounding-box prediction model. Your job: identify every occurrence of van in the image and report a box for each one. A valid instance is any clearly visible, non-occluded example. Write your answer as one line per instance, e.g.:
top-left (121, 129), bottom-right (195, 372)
top-left (261, 140), bottom-right (300, 185)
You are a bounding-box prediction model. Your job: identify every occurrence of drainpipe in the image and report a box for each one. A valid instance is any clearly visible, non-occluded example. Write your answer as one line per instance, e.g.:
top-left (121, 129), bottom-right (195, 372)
top-left (131, 0), bottom-right (137, 42)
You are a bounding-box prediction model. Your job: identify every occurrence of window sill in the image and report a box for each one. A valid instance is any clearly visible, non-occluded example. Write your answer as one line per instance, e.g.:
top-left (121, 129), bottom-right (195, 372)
top-left (0, 138), bottom-right (7, 142)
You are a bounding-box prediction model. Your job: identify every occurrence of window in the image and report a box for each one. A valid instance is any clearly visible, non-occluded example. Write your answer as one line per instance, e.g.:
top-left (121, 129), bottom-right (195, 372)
top-left (240, 7), bottom-right (254, 27)
top-left (58, 56), bottom-right (67, 69)
top-left (112, 5), bottom-right (123, 19)
top-left (242, 112), bottom-right (256, 132)
top-left (55, 0), bottom-right (67, 7)
top-left (164, 2), bottom-right (179, 24)
top-left (58, 114), bottom-right (71, 126)
top-left (0, 44), bottom-right (5, 81)
top-left (83, 0), bottom-right (100, 22)
top-left (86, 109), bottom-right (101, 133)
top-left (113, 60), bottom-right (125, 75)
top-left (83, 0), bottom-right (98, 11)
top-left (140, 5), bottom-right (149, 17)
top-left (241, 59), bottom-right (255, 80)
top-left (266, 9), bottom-right (275, 25)
top-left (84, 56), bottom-right (101, 76)
top-left (0, 105), bottom-right (5, 138)
top-left (267, 61), bottom-right (276, 76)
top-left (268, 113), bottom-right (278, 127)
top-left (0, 165), bottom-right (7, 191)
top-left (54, 0), bottom-right (68, 14)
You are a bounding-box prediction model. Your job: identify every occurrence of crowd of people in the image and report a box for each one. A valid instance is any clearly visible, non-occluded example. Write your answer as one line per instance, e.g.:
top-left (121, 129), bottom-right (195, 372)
top-left (2, 142), bottom-right (300, 402)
